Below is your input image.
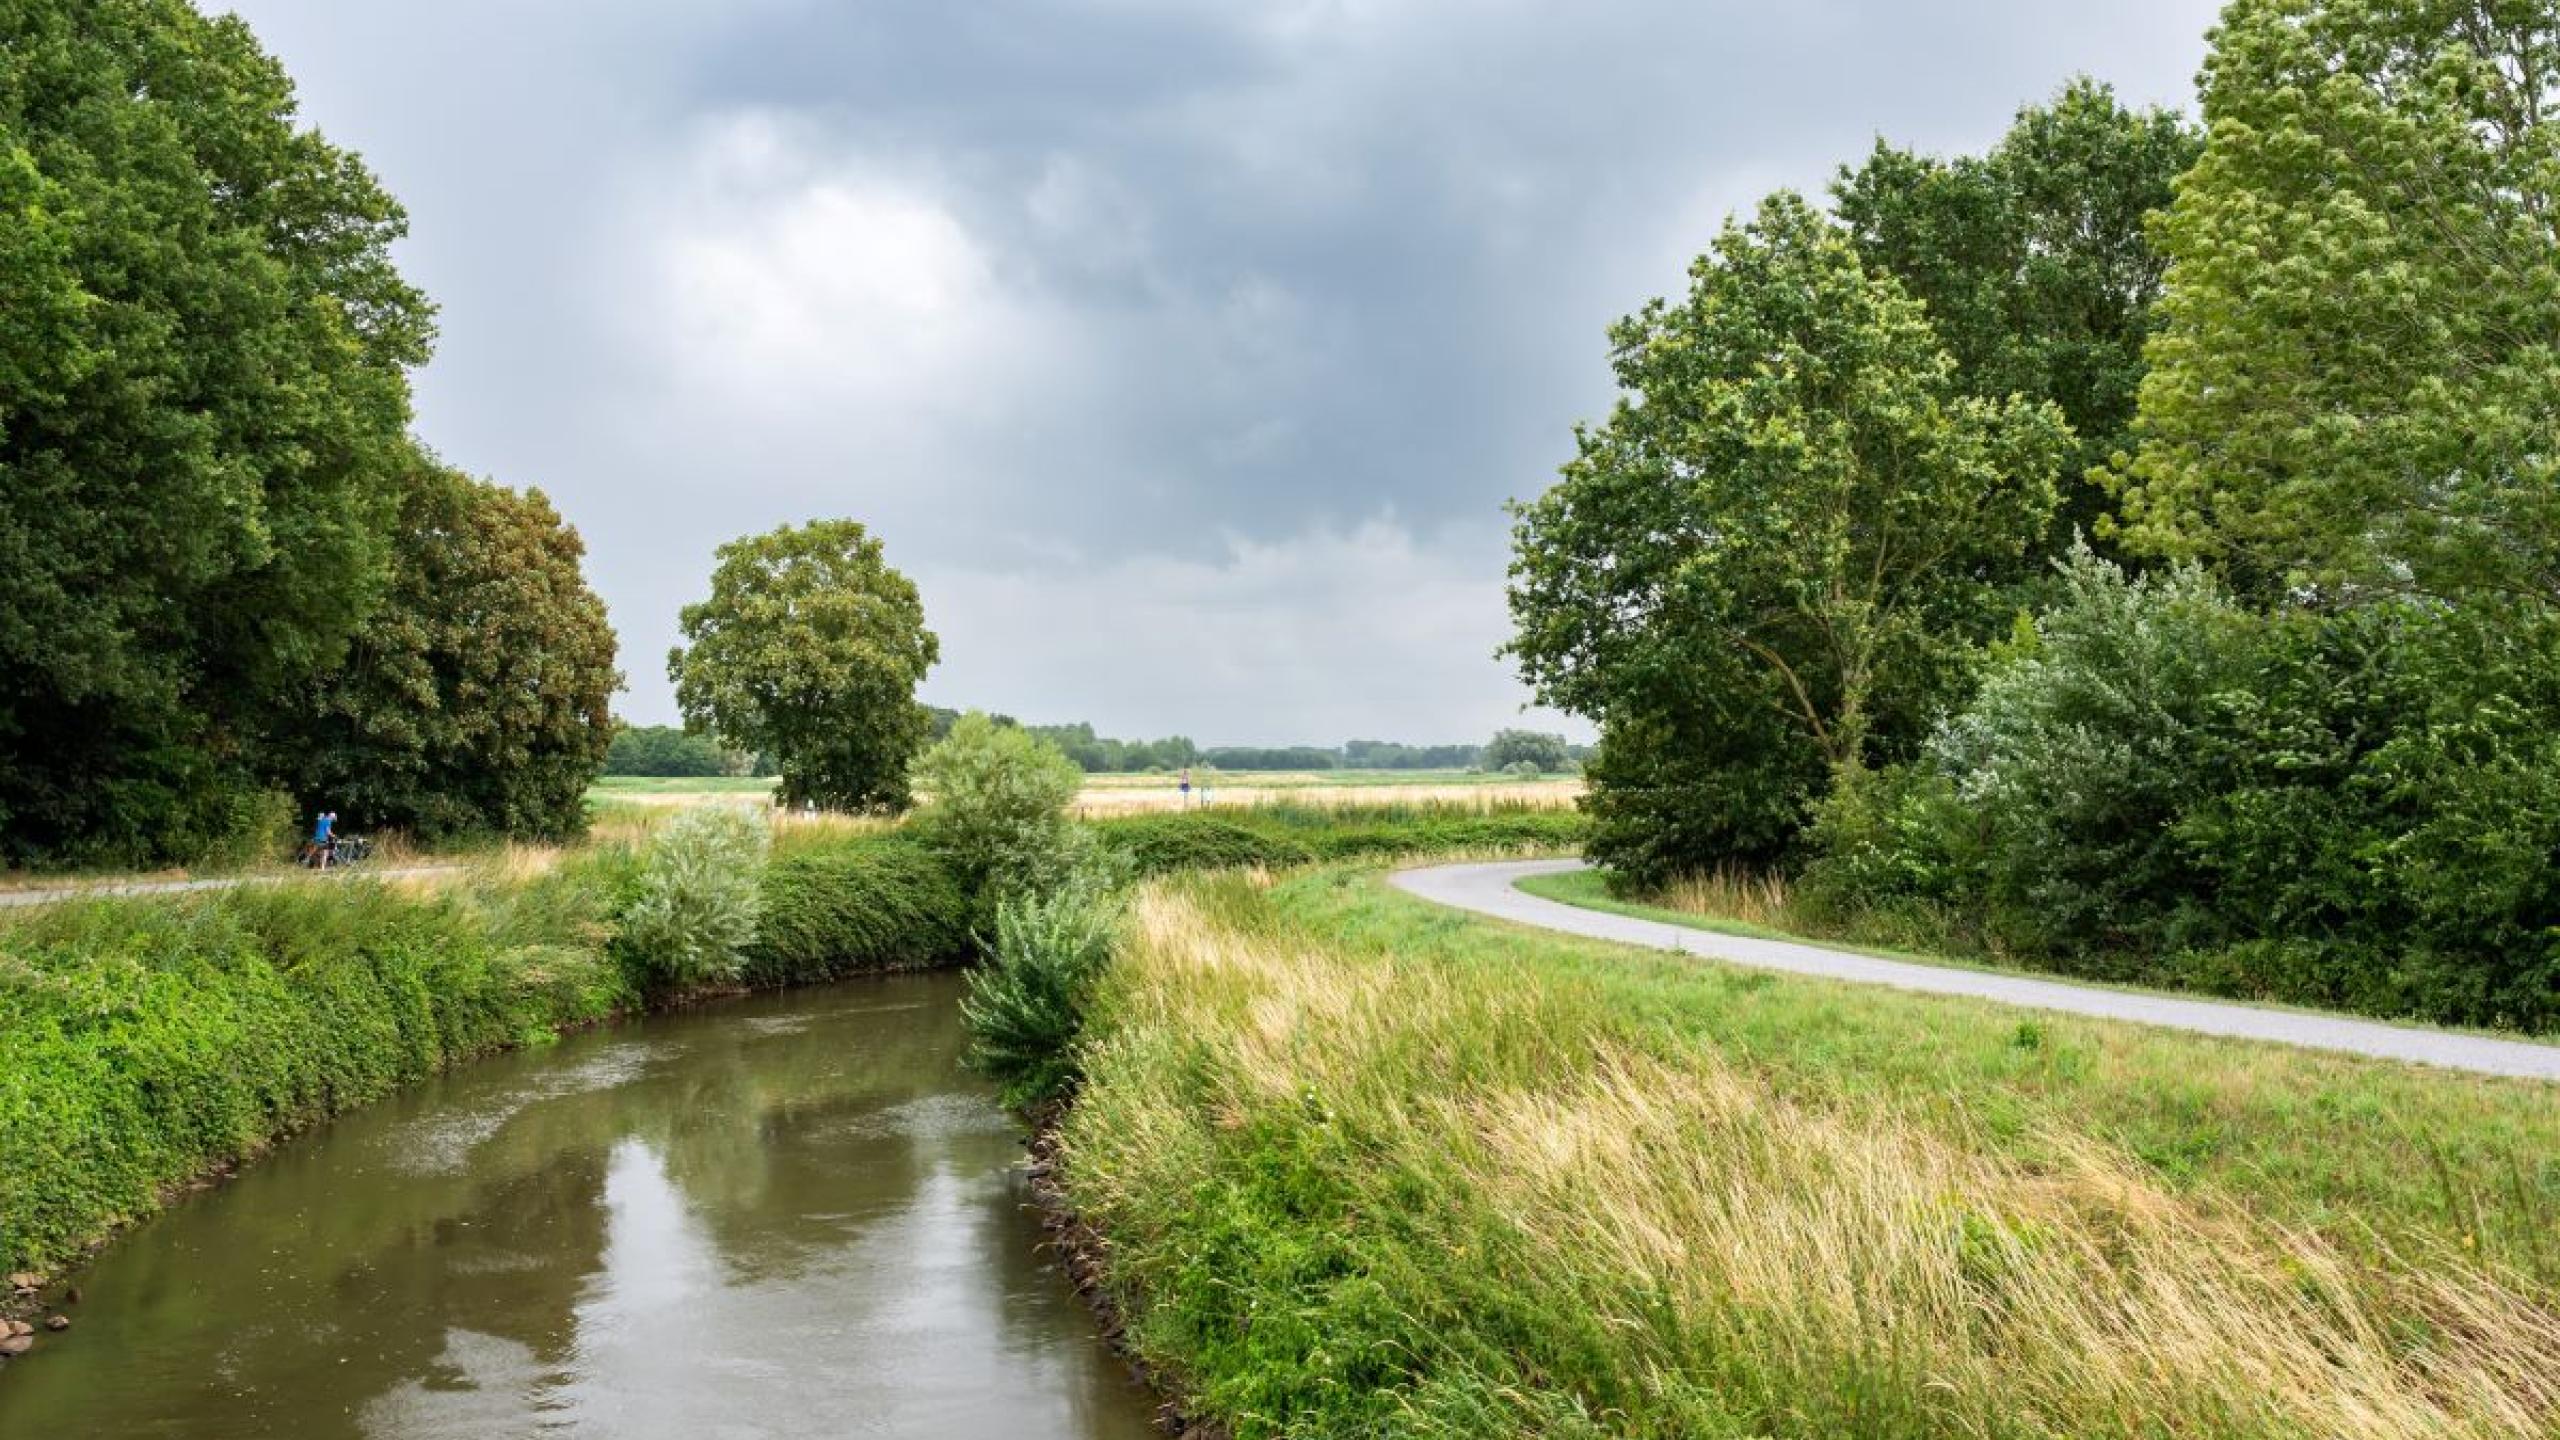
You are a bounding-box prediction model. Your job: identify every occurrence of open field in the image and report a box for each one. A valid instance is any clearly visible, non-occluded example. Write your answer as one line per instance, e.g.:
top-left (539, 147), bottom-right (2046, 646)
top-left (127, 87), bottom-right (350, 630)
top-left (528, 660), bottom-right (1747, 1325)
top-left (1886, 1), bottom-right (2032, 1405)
top-left (1061, 865), bottom-right (2560, 1439)
top-left (586, 769), bottom-right (1587, 817)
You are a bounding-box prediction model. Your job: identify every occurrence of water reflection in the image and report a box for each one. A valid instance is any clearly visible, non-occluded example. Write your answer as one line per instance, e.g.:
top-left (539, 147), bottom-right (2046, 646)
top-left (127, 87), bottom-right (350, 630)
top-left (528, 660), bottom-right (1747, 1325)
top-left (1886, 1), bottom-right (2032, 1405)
top-left (0, 974), bottom-right (1156, 1440)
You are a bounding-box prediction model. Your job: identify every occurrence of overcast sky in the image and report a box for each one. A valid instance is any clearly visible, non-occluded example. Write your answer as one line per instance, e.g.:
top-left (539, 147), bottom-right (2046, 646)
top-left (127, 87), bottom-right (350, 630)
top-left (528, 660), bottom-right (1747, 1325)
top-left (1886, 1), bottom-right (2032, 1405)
top-left (223, 0), bottom-right (2222, 745)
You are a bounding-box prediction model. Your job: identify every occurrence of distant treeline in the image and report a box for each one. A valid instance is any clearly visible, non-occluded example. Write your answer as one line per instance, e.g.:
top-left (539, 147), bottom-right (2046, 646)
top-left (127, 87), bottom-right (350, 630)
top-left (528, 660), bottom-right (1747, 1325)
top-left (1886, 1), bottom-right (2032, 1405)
top-left (603, 724), bottom-right (758, 778)
top-left (912, 712), bottom-right (1553, 774)
top-left (609, 712), bottom-right (1576, 778)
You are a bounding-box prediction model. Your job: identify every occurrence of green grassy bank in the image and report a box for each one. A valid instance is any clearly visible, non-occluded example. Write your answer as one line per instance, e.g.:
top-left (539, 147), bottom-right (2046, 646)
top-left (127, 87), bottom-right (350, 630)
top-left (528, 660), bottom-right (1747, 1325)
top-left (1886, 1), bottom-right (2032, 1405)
top-left (0, 805), bottom-right (1586, 1280)
top-left (1058, 865), bottom-right (2560, 1439)
top-left (0, 831), bottom-right (974, 1278)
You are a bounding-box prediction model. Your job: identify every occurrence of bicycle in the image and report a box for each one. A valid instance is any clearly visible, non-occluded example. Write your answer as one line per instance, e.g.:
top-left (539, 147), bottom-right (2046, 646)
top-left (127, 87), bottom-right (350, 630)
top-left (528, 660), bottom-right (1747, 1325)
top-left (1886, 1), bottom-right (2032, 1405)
top-left (297, 835), bottom-right (374, 870)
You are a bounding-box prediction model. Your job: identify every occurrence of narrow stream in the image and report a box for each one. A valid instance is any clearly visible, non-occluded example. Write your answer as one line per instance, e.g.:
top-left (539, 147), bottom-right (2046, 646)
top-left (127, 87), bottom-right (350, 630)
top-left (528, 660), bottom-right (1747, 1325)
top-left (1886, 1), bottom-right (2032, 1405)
top-left (0, 972), bottom-right (1160, 1439)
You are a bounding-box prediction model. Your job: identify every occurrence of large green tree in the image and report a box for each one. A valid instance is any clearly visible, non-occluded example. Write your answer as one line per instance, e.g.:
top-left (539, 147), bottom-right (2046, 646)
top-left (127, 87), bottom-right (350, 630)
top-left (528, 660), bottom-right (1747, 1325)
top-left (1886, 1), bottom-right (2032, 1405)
top-left (274, 456), bottom-right (619, 840)
top-left (0, 0), bottom-right (433, 864)
top-left (1836, 79), bottom-right (2201, 552)
top-left (1509, 194), bottom-right (2069, 875)
top-left (1482, 729), bottom-right (1572, 773)
top-left (669, 520), bottom-right (940, 812)
top-left (2111, 0), bottom-right (2560, 601)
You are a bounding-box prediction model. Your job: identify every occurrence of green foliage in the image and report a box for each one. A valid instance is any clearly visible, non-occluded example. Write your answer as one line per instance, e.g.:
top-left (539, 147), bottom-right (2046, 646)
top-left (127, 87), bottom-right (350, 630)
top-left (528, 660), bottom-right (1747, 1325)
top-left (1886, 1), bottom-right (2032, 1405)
top-left (1341, 739), bottom-right (1483, 769)
top-left (668, 519), bottom-right (939, 812)
top-left (1482, 729), bottom-right (1571, 773)
top-left (1095, 816), bottom-right (1319, 877)
top-left (604, 723), bottom-right (750, 778)
top-left (961, 876), bottom-right (1124, 1109)
top-left (616, 806), bottom-right (771, 994)
top-left (743, 834), bottom-right (972, 986)
top-left (1201, 746), bottom-right (1341, 772)
top-left (1818, 554), bottom-right (2560, 1033)
top-left (1021, 720), bottom-right (1201, 774)
top-left (1509, 193), bottom-right (2068, 851)
top-left (2112, 0), bottom-right (2560, 601)
top-left (0, 0), bottom-right (434, 867)
top-left (271, 456), bottom-right (620, 843)
top-left (1836, 79), bottom-right (2201, 550)
top-left (1096, 804), bottom-right (1586, 878)
top-left (1569, 680), bottom-right (1822, 894)
top-left (911, 711), bottom-right (1093, 922)
top-left (0, 880), bottom-right (630, 1274)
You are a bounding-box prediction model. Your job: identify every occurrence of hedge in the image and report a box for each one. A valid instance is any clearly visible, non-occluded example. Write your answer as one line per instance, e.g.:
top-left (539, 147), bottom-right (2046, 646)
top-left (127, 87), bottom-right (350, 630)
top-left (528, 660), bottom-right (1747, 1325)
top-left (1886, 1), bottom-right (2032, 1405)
top-left (1096, 806), bottom-right (1588, 874)
top-left (744, 834), bottom-right (973, 985)
top-left (1095, 816), bottom-right (1317, 877)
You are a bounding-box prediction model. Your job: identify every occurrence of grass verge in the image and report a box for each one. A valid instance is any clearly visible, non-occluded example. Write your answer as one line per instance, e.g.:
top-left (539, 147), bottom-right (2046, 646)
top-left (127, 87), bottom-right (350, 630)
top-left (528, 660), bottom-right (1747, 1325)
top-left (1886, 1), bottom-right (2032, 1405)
top-left (1058, 864), bottom-right (2560, 1439)
top-left (0, 831), bottom-right (972, 1279)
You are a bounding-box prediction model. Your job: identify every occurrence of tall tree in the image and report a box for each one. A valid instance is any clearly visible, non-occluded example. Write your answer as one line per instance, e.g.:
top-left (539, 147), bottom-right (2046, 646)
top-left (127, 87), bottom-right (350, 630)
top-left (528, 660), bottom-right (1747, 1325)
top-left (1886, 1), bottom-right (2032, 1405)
top-left (0, 0), bottom-right (433, 864)
top-left (1483, 729), bottom-right (1572, 773)
top-left (1509, 194), bottom-right (2069, 812)
top-left (275, 456), bottom-right (618, 840)
top-left (2110, 0), bottom-right (2560, 601)
top-left (669, 520), bottom-right (940, 812)
top-left (1836, 79), bottom-right (2201, 552)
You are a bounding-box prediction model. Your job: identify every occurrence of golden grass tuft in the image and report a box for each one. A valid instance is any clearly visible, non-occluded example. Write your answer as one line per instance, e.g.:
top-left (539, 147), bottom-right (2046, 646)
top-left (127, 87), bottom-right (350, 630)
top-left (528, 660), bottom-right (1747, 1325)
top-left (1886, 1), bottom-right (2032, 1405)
top-left (1655, 865), bottom-right (1794, 929)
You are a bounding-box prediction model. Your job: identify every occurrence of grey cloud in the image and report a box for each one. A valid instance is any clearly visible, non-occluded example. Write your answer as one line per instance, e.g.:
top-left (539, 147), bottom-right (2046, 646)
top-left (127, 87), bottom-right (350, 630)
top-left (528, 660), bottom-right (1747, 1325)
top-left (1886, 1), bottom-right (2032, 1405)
top-left (225, 0), bottom-right (2219, 739)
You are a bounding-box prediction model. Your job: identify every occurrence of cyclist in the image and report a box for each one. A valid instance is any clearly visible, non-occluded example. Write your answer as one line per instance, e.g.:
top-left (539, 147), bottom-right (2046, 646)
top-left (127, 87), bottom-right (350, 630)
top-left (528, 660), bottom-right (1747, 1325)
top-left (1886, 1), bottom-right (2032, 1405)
top-left (310, 810), bottom-right (336, 869)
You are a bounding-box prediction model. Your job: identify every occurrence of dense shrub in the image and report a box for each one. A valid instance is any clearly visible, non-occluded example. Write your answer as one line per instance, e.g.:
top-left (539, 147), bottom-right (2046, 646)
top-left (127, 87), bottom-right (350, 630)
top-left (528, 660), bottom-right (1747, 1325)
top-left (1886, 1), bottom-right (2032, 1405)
top-left (1094, 816), bottom-right (1317, 876)
top-left (1276, 808), bottom-right (1589, 861)
top-left (0, 883), bottom-right (631, 1274)
top-left (961, 877), bottom-right (1124, 1109)
top-left (616, 806), bottom-right (771, 994)
top-left (1093, 806), bottom-right (1587, 877)
top-left (1582, 708), bottom-right (1823, 892)
top-left (911, 712), bottom-right (1095, 923)
top-left (1820, 555), bottom-right (2560, 1033)
top-left (743, 835), bottom-right (972, 986)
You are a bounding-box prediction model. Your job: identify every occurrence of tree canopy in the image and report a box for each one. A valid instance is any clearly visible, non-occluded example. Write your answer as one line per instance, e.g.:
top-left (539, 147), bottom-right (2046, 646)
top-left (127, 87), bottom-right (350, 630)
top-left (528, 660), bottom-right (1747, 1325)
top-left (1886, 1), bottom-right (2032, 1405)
top-left (1509, 193), bottom-right (2069, 786)
top-left (273, 456), bottom-right (620, 840)
top-left (2110, 0), bottom-right (2560, 601)
top-left (1483, 729), bottom-right (1571, 773)
top-left (0, 0), bottom-right (434, 864)
top-left (669, 520), bottom-right (940, 812)
top-left (1836, 79), bottom-right (2200, 553)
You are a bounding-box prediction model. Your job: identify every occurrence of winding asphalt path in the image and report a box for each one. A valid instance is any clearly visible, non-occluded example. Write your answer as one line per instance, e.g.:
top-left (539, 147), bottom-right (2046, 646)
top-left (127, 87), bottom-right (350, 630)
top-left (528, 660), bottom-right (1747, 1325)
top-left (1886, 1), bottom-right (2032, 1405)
top-left (1393, 859), bottom-right (2560, 1082)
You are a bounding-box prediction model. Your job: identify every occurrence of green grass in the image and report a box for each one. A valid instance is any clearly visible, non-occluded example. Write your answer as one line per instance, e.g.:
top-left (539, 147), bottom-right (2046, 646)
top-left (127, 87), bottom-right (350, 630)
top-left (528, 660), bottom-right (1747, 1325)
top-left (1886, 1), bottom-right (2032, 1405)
top-left (1095, 802), bottom-right (1587, 877)
top-left (589, 775), bottom-right (780, 796)
top-left (1519, 865), bottom-right (2560, 1044)
top-left (1060, 864), bottom-right (2560, 1439)
top-left (0, 863), bottom-right (636, 1275)
top-left (0, 829), bottom-right (967, 1277)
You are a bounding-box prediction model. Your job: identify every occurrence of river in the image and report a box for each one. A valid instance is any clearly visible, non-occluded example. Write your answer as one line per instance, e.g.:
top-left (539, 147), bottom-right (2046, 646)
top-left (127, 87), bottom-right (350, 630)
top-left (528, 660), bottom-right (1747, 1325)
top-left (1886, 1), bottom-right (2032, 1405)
top-left (0, 972), bottom-right (1161, 1439)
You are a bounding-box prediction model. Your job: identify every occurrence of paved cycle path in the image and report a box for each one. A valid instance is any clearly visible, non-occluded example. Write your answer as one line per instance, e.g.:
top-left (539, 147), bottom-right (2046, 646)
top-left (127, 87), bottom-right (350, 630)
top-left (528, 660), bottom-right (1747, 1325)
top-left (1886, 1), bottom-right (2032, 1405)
top-left (1392, 858), bottom-right (2560, 1082)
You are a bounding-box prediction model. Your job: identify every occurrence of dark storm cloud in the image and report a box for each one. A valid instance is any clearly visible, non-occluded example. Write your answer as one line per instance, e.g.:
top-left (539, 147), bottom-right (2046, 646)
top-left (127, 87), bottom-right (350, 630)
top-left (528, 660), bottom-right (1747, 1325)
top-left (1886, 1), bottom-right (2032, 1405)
top-left (223, 0), bottom-right (2220, 741)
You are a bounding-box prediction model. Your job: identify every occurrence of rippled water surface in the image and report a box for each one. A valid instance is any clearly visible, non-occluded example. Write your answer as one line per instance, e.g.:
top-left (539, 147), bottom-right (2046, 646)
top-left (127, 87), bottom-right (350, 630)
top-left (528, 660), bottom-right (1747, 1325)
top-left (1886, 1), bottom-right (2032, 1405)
top-left (0, 972), bottom-right (1158, 1439)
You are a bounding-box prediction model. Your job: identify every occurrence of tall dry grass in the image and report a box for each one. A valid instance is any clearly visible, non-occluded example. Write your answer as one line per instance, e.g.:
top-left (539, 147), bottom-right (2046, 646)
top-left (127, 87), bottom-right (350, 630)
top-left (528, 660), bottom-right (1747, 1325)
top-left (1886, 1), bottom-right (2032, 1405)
top-left (1655, 865), bottom-right (1794, 929)
top-left (1064, 879), bottom-right (2560, 1439)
